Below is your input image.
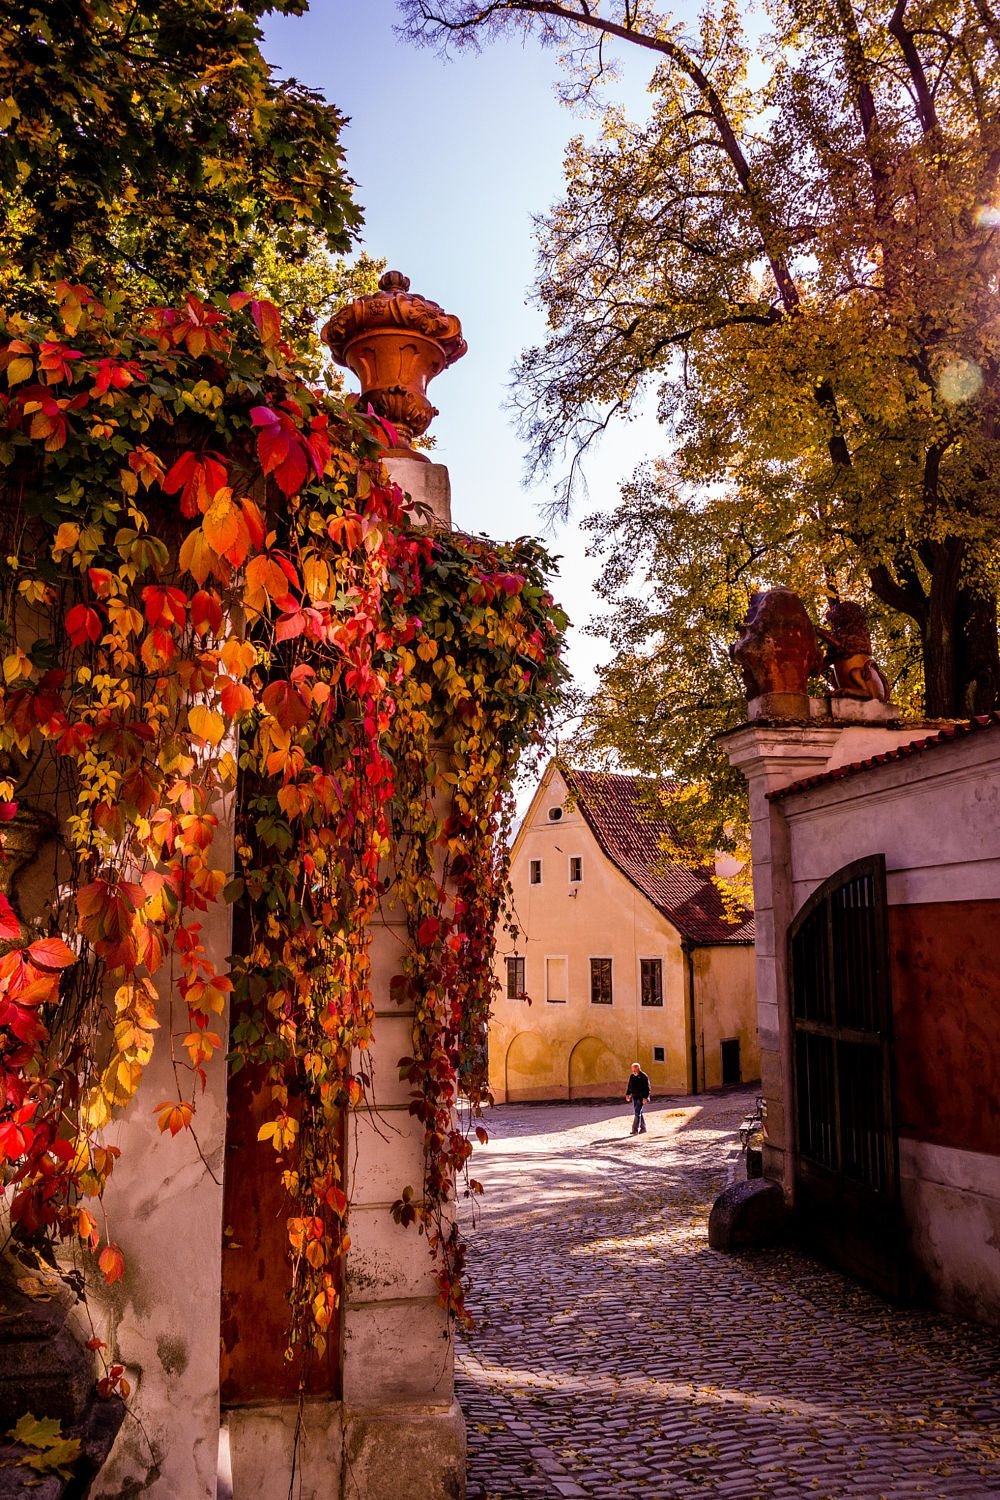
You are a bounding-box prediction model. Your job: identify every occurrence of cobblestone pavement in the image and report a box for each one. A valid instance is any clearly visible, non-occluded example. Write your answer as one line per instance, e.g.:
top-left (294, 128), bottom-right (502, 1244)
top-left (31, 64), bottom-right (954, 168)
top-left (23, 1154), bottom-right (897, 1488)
top-left (456, 1090), bottom-right (1000, 1500)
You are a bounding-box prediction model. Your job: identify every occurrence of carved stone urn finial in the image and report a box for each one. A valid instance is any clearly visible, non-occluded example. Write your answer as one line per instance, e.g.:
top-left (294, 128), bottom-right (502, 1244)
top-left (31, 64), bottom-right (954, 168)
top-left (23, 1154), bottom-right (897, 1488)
top-left (322, 269), bottom-right (468, 460)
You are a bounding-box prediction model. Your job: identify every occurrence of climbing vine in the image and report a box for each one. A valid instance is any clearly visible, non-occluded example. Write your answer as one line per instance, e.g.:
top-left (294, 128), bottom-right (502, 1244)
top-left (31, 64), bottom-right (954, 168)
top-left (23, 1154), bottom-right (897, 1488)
top-left (0, 283), bottom-right (566, 1361)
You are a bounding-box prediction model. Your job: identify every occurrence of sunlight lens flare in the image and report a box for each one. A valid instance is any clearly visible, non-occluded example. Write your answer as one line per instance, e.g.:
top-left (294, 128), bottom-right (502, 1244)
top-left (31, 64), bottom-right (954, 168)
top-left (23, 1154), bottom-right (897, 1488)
top-left (937, 357), bottom-right (984, 405)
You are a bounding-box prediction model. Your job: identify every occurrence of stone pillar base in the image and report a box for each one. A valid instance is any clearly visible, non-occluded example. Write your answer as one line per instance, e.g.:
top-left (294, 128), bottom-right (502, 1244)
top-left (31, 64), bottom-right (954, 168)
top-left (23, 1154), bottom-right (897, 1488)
top-left (826, 695), bottom-right (898, 722)
top-left (385, 456), bottom-right (452, 528)
top-left (226, 1401), bottom-right (343, 1500)
top-left (747, 691), bottom-right (811, 720)
top-left (342, 1401), bottom-right (466, 1500)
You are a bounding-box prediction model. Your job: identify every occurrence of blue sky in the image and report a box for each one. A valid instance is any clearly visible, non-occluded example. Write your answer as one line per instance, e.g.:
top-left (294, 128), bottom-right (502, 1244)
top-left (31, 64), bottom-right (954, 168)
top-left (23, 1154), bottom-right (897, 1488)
top-left (263, 1), bottom-right (663, 689)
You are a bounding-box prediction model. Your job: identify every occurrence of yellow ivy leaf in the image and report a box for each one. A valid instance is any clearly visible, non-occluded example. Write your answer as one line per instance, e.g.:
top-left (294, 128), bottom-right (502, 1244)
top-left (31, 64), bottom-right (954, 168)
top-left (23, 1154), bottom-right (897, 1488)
top-left (188, 704), bottom-right (226, 747)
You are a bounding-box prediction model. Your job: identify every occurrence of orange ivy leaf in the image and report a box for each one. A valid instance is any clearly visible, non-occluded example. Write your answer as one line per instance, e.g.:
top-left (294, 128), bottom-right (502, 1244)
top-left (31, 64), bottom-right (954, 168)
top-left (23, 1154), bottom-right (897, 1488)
top-left (243, 554), bottom-right (292, 614)
top-left (27, 936), bottom-right (77, 971)
top-left (220, 678), bottom-right (254, 718)
top-left (177, 526), bottom-right (219, 587)
top-left (97, 1244), bottom-right (125, 1285)
top-left (154, 1100), bottom-right (194, 1136)
top-left (77, 879), bottom-right (144, 968)
top-left (182, 1030), bottom-right (222, 1066)
top-left (261, 679), bottom-right (311, 730)
top-left (77, 1208), bottom-right (99, 1250)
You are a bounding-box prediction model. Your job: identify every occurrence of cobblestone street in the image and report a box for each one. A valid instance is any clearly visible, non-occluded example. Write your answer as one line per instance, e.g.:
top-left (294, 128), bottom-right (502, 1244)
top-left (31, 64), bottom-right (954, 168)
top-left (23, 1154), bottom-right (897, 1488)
top-left (456, 1091), bottom-right (1000, 1500)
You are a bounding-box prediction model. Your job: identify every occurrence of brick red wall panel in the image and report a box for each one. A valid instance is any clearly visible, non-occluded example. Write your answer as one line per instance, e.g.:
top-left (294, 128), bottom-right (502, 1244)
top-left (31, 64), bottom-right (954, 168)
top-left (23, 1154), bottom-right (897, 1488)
top-left (889, 901), bottom-right (1000, 1157)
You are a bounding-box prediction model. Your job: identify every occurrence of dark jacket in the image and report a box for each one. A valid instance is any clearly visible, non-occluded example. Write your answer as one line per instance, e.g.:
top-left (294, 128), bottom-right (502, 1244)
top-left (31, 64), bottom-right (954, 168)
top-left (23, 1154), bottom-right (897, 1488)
top-left (626, 1069), bottom-right (650, 1101)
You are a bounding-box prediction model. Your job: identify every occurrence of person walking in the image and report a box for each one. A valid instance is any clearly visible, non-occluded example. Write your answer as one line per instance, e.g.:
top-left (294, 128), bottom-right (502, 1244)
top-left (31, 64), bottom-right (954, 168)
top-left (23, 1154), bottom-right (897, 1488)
top-left (625, 1062), bottom-right (651, 1135)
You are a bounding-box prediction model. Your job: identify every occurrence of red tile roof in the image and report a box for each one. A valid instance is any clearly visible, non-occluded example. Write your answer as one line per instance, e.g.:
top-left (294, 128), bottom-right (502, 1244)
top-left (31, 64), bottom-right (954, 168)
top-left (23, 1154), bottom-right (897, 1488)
top-left (563, 768), bottom-right (755, 946)
top-left (769, 713), bottom-right (1000, 801)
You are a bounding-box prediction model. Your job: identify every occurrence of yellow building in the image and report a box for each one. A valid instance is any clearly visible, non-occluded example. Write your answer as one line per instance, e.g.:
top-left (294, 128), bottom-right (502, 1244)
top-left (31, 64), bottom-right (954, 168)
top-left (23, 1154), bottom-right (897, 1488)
top-left (491, 762), bottom-right (758, 1102)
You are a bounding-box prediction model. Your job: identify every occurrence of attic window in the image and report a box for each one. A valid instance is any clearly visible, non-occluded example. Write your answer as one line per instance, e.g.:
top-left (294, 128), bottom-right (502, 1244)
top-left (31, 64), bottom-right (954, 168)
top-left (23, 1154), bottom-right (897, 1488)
top-left (547, 806), bottom-right (563, 822)
top-left (529, 860), bottom-right (542, 885)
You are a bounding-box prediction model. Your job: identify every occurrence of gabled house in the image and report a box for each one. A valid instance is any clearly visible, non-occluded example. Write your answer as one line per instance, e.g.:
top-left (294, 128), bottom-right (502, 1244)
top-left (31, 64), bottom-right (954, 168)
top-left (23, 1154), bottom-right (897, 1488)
top-left (490, 761), bottom-right (757, 1103)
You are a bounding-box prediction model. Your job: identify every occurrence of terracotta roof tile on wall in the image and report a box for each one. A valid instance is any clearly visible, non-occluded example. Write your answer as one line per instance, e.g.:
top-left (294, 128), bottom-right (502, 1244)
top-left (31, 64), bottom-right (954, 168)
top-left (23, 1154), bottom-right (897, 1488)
top-left (769, 712), bottom-right (1000, 801)
top-left (563, 768), bottom-right (754, 946)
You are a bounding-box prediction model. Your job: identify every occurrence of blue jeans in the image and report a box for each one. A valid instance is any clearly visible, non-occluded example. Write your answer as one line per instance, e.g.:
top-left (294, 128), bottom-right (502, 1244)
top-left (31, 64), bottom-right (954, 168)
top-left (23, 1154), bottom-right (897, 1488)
top-left (631, 1097), bottom-right (646, 1132)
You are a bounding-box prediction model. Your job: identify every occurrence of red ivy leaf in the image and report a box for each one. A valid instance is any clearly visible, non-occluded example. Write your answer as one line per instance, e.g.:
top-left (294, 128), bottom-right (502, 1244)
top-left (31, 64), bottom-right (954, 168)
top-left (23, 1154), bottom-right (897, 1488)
top-left (0, 893), bottom-right (19, 941)
top-left (64, 604), bottom-right (102, 647)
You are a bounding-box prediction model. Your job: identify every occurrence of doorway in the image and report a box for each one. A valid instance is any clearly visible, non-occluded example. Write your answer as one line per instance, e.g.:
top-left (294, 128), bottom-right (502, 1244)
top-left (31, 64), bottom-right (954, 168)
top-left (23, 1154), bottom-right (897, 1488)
top-left (788, 855), bottom-right (903, 1295)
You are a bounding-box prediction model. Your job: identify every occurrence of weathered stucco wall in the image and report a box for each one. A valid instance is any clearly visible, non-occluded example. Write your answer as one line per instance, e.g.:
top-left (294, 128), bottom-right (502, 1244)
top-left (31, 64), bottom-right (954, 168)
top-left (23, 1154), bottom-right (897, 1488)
top-left (89, 797), bottom-right (234, 1499)
top-left (490, 765), bottom-right (756, 1103)
top-left (693, 944), bottom-right (760, 1090)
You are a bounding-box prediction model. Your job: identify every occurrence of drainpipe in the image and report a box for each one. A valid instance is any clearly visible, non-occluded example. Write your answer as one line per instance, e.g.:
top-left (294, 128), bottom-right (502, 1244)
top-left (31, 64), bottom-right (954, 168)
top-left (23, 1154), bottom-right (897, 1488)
top-left (682, 940), bottom-right (698, 1094)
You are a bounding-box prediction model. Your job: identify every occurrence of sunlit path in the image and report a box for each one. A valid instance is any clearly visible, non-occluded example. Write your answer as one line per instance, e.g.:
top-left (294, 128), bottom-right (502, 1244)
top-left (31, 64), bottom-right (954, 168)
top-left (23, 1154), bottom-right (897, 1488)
top-left (457, 1093), bottom-right (1000, 1500)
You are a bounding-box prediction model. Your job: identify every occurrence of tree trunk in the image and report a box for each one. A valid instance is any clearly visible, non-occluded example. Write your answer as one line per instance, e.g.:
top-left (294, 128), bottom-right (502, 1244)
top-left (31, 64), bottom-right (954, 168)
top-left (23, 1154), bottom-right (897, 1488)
top-left (955, 587), bottom-right (1000, 714)
top-left (920, 540), bottom-right (963, 718)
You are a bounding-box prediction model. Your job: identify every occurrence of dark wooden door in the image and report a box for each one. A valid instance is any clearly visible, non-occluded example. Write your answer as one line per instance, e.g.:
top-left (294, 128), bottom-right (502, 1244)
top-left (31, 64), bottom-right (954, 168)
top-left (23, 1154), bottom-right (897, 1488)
top-left (789, 855), bottom-right (903, 1295)
top-left (219, 1054), bottom-right (343, 1405)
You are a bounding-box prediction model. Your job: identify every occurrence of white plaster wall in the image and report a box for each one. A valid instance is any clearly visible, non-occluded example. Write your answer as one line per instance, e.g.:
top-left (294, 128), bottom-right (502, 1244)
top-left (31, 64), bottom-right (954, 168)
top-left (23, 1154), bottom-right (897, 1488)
top-left (901, 1141), bottom-right (1000, 1322)
top-left (781, 732), bottom-right (1000, 909)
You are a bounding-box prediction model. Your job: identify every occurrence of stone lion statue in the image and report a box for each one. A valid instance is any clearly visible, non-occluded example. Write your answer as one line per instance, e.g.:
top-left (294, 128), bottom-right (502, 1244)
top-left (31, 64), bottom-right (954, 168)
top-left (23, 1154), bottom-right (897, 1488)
top-left (818, 599), bottom-right (890, 701)
top-left (730, 588), bottom-right (824, 700)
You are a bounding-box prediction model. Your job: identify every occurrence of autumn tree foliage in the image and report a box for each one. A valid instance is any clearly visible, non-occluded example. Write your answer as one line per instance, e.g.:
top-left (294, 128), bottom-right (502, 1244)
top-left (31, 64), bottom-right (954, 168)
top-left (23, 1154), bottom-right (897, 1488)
top-left (400, 0), bottom-right (1000, 732)
top-left (0, 284), bottom-right (566, 1353)
top-left (0, 0), bottom-right (360, 302)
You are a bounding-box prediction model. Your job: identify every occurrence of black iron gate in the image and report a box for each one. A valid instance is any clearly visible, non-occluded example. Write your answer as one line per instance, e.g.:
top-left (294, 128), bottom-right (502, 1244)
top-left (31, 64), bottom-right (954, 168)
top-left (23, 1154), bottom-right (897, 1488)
top-left (789, 855), bottom-right (903, 1294)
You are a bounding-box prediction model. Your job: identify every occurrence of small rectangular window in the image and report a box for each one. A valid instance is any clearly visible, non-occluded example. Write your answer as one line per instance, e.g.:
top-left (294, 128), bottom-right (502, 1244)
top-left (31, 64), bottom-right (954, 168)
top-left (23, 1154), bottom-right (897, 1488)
top-left (506, 956), bottom-right (525, 999)
top-left (569, 856), bottom-right (582, 883)
top-left (590, 957), bottom-right (612, 1005)
top-left (641, 958), bottom-right (663, 1008)
top-left (529, 859), bottom-right (542, 885)
top-left (653, 1046), bottom-right (665, 1063)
